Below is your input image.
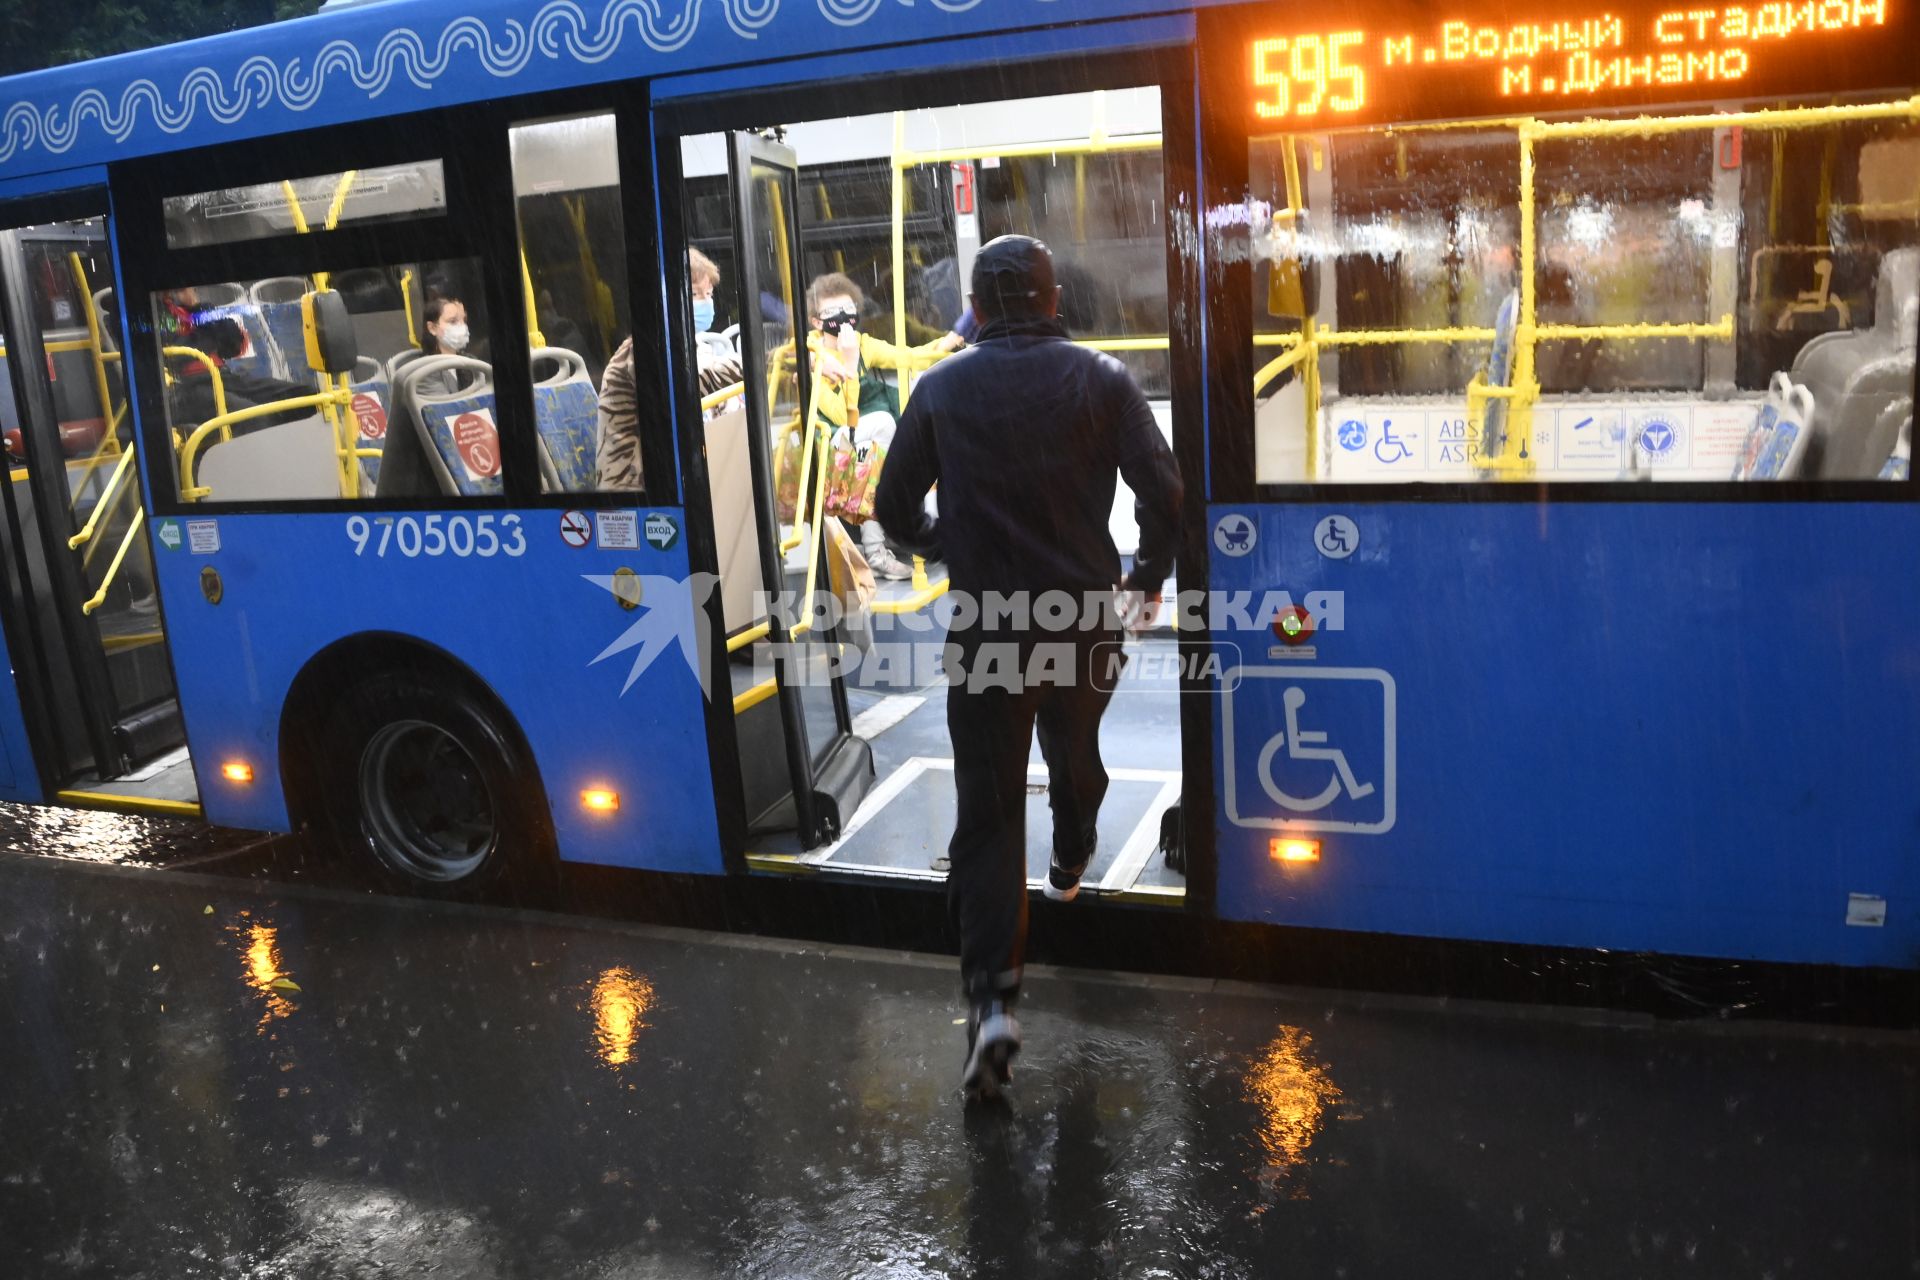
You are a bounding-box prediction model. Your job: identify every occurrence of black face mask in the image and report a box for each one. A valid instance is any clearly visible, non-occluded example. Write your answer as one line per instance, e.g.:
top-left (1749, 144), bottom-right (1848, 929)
top-left (818, 308), bottom-right (858, 337)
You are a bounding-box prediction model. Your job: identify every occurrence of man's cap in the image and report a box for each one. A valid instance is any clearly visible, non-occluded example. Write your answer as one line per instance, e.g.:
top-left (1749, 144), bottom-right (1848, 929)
top-left (971, 234), bottom-right (1056, 301)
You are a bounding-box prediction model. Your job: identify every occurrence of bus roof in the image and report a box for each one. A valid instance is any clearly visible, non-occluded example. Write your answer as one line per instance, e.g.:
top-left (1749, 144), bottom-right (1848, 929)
top-left (0, 0), bottom-right (1201, 185)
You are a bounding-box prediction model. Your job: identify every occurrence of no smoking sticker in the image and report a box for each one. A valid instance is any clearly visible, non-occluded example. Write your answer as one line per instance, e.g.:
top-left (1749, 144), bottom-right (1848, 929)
top-left (559, 510), bottom-right (590, 548)
top-left (451, 410), bottom-right (501, 482)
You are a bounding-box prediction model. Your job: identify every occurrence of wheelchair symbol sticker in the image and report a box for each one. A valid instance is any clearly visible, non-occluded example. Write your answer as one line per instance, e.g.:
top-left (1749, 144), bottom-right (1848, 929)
top-left (1337, 419), bottom-right (1368, 451)
top-left (1313, 514), bottom-right (1359, 560)
top-left (1213, 514), bottom-right (1258, 557)
top-left (1223, 667), bottom-right (1396, 834)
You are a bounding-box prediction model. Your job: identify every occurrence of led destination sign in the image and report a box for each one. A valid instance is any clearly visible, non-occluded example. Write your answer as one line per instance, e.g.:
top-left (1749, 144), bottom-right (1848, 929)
top-left (1211, 0), bottom-right (1913, 127)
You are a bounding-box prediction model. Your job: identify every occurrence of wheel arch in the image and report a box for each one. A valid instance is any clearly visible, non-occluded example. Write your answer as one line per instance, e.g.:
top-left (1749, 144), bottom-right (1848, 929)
top-left (277, 630), bottom-right (551, 833)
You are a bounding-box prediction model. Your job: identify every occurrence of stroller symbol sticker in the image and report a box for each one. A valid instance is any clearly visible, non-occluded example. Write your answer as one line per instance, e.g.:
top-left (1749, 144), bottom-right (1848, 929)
top-left (1213, 514), bottom-right (1258, 557)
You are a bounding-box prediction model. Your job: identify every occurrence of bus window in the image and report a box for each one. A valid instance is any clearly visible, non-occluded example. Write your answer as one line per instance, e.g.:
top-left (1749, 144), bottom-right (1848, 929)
top-left (162, 162), bottom-right (447, 250)
top-left (1250, 102), bottom-right (1918, 484)
top-left (508, 113), bottom-right (638, 495)
top-left (148, 257), bottom-right (506, 504)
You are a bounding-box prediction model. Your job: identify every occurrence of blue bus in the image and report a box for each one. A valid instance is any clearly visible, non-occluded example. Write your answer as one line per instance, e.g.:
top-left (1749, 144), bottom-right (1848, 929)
top-left (0, 0), bottom-right (1914, 983)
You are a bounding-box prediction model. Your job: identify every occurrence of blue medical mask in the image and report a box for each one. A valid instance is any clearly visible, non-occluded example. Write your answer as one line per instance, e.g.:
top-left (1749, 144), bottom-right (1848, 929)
top-left (692, 298), bottom-right (715, 332)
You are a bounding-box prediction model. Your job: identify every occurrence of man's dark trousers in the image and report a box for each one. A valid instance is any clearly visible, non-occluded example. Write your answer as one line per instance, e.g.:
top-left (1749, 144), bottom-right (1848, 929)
top-left (944, 627), bottom-right (1122, 999)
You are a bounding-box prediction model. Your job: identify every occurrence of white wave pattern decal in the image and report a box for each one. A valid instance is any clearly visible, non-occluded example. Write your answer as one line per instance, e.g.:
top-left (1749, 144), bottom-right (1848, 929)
top-left (0, 0), bottom-right (834, 166)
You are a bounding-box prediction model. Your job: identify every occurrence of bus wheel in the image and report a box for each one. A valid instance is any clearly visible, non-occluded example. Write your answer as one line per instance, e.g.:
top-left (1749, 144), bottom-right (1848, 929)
top-left (319, 670), bottom-right (555, 900)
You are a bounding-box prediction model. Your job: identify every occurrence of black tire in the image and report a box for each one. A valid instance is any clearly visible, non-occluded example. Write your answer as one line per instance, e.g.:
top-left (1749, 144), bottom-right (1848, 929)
top-left (308, 668), bottom-right (557, 902)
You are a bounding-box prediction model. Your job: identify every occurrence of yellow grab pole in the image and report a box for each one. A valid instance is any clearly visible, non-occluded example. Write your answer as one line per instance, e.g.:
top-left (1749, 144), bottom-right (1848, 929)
top-left (179, 389), bottom-right (353, 501)
top-left (80, 508), bottom-right (144, 616)
top-left (67, 254), bottom-right (118, 438)
top-left (162, 347), bottom-right (229, 436)
top-left (323, 169), bottom-right (358, 232)
top-left (67, 448), bottom-right (137, 550)
top-left (400, 269), bottom-right (419, 349)
top-left (892, 111), bottom-right (908, 355)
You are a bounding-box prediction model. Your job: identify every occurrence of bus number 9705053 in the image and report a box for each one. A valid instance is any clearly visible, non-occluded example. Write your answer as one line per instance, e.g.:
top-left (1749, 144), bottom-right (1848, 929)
top-left (345, 513), bottom-right (528, 559)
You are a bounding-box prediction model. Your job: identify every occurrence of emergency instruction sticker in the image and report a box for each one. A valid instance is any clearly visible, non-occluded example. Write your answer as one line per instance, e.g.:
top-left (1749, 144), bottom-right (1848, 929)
top-left (596, 510), bottom-right (639, 550)
top-left (187, 519), bottom-right (221, 554)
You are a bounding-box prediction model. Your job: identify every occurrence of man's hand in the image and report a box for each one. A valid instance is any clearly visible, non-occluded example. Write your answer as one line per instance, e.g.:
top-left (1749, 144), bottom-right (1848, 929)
top-left (936, 331), bottom-right (965, 352)
top-left (1116, 589), bottom-right (1161, 636)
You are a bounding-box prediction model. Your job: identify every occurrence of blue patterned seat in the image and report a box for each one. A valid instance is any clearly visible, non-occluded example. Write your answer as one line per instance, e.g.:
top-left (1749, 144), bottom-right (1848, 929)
top-left (529, 347), bottom-right (599, 491)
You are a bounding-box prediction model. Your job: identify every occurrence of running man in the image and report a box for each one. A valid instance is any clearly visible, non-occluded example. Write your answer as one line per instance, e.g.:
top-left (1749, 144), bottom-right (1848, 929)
top-left (874, 236), bottom-right (1183, 1100)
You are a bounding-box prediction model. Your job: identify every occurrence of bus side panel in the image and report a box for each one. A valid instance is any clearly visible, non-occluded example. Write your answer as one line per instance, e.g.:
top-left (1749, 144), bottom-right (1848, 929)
top-left (0, 612), bottom-right (43, 802)
top-left (151, 510), bottom-right (724, 875)
top-left (1210, 501), bottom-right (1920, 971)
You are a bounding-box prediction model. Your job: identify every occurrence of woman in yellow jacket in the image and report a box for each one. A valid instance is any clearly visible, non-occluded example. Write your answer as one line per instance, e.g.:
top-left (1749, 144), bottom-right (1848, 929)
top-left (805, 271), bottom-right (962, 578)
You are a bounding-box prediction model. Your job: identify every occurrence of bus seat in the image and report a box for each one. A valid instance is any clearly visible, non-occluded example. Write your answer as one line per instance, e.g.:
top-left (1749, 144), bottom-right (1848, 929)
top-left (92, 288), bottom-right (119, 353)
top-left (1733, 374), bottom-right (1816, 480)
top-left (194, 282), bottom-right (277, 382)
top-left (530, 346), bottom-right (597, 491)
top-left (393, 355), bottom-right (503, 497)
top-left (385, 347), bottom-right (428, 386)
top-left (1875, 400), bottom-right (1913, 480)
top-left (197, 416), bottom-right (344, 502)
top-left (1871, 397), bottom-right (1913, 480)
top-left (250, 277), bottom-right (316, 387)
top-left (347, 355), bottom-right (391, 488)
top-left (1794, 247), bottom-right (1918, 478)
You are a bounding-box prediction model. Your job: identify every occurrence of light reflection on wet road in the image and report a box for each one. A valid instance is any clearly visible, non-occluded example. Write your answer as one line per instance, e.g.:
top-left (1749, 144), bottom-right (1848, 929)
top-left (0, 846), bottom-right (1916, 1277)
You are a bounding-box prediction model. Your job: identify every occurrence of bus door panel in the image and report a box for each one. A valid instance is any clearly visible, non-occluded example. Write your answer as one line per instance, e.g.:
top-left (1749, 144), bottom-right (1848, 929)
top-left (722, 131), bottom-right (872, 846)
top-left (0, 205), bottom-right (186, 799)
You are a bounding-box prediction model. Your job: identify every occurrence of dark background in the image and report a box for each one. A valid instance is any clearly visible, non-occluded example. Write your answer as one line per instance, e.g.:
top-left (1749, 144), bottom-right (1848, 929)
top-left (0, 0), bottom-right (319, 77)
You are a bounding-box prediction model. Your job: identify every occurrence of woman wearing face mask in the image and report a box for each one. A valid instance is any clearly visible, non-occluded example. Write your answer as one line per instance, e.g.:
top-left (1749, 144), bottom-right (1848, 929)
top-left (594, 249), bottom-right (742, 492)
top-left (689, 248), bottom-right (742, 395)
top-left (413, 296), bottom-right (477, 399)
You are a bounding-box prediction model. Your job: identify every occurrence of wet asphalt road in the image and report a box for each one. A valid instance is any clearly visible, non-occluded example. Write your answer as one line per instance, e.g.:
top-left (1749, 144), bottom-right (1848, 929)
top-left (2, 811), bottom-right (1919, 1278)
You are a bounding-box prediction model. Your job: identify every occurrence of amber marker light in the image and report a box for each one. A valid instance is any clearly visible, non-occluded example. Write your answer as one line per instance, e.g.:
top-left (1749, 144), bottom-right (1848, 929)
top-left (1271, 836), bottom-right (1321, 863)
top-left (221, 761), bottom-right (254, 784)
top-left (581, 788), bottom-right (620, 814)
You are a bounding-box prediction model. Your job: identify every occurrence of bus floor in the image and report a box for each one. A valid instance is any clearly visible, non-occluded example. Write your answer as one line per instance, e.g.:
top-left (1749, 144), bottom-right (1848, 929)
top-left (56, 743), bottom-right (202, 814)
top-left (748, 624), bottom-right (1184, 898)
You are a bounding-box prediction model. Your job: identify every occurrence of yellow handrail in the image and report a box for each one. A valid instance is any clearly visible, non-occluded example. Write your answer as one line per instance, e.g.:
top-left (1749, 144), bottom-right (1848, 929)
top-left (323, 169), bottom-right (358, 231)
top-left (162, 346), bottom-right (229, 438)
top-left (520, 249), bottom-right (547, 349)
top-left (727, 619), bottom-right (772, 655)
top-left (734, 415), bottom-right (835, 714)
top-left (400, 269), bottom-right (420, 349)
top-left (66, 448), bottom-right (136, 550)
top-left (701, 381), bottom-right (745, 412)
top-left (67, 253), bottom-right (118, 432)
top-left (66, 402), bottom-right (132, 504)
top-left (280, 180), bottom-right (311, 234)
top-left (179, 388), bottom-right (354, 501)
top-left (80, 508), bottom-right (143, 616)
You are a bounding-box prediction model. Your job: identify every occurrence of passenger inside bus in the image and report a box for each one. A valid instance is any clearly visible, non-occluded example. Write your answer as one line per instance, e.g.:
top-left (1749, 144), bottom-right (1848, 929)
top-left (595, 248), bottom-right (744, 493)
top-left (805, 270), bottom-right (962, 579)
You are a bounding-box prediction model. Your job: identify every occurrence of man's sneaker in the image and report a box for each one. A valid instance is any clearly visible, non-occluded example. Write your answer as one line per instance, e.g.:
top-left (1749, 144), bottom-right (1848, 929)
top-left (961, 999), bottom-right (1020, 1100)
top-left (1043, 858), bottom-right (1088, 902)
